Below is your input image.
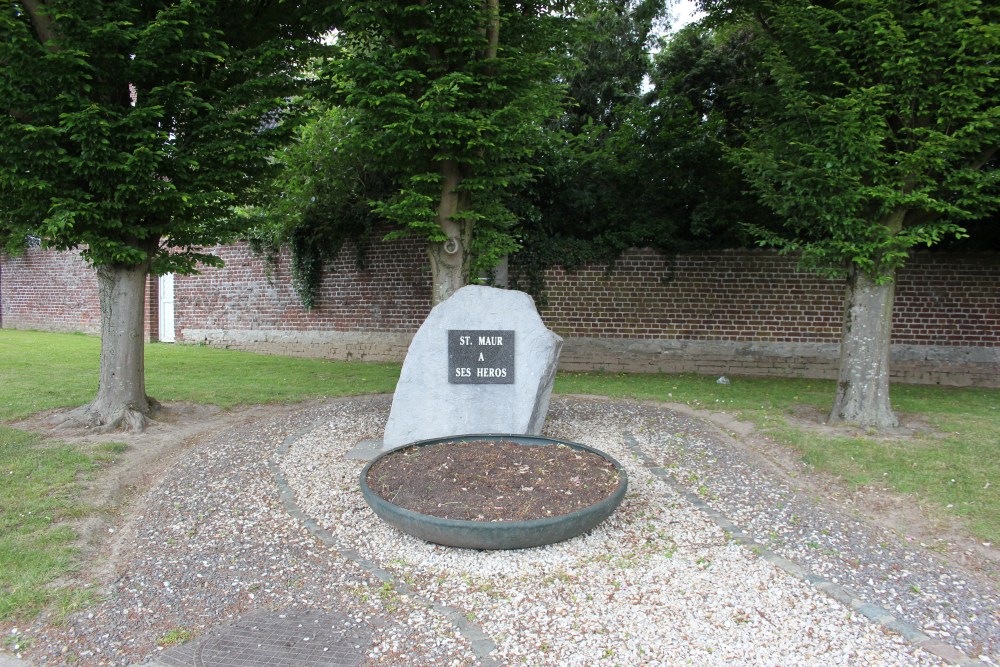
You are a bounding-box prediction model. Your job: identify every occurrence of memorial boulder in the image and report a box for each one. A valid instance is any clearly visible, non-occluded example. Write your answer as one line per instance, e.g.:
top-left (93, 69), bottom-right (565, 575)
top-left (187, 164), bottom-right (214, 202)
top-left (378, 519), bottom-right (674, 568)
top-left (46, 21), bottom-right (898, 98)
top-left (382, 285), bottom-right (563, 450)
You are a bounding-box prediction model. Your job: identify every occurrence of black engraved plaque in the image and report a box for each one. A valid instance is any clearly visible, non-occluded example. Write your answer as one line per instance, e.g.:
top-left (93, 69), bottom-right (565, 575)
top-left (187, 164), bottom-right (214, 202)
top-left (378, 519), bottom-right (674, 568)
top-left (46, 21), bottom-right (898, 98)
top-left (448, 330), bottom-right (515, 384)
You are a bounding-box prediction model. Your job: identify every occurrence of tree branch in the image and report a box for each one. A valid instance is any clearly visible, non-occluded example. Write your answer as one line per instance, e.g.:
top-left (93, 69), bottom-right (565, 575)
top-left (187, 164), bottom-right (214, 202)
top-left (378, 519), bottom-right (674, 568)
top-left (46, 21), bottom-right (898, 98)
top-left (7, 1), bottom-right (60, 122)
top-left (20, 0), bottom-right (59, 49)
top-left (7, 108), bottom-right (31, 123)
top-left (967, 145), bottom-right (997, 172)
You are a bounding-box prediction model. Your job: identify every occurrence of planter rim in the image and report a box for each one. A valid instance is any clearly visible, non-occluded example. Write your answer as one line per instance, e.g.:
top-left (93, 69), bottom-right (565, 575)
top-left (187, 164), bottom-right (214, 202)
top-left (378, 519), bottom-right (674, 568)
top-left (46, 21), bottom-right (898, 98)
top-left (360, 433), bottom-right (628, 549)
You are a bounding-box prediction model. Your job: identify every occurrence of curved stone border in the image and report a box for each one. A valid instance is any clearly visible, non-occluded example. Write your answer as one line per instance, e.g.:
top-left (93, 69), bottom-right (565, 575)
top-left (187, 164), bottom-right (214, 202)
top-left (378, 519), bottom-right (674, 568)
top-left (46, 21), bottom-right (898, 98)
top-left (622, 432), bottom-right (987, 667)
top-left (269, 419), bottom-right (501, 667)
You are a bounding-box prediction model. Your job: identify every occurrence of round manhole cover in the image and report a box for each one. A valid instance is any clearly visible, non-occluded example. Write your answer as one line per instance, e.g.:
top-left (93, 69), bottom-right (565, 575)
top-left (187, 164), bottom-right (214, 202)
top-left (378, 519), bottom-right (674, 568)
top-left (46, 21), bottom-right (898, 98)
top-left (158, 610), bottom-right (371, 667)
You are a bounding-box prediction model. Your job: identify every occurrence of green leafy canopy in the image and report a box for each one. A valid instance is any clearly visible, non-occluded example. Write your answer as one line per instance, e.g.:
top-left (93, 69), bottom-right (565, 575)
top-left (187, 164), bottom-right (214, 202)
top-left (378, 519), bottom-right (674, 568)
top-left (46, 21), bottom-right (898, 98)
top-left (1, 1), bottom-right (337, 274)
top-left (320, 1), bottom-right (571, 269)
top-left (246, 106), bottom-right (386, 309)
top-left (714, 0), bottom-right (999, 279)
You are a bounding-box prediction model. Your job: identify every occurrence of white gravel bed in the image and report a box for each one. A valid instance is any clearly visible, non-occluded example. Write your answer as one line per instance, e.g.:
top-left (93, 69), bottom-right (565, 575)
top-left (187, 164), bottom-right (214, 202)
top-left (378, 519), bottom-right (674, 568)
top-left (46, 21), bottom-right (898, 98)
top-left (6, 395), bottom-right (985, 667)
top-left (281, 397), bottom-right (945, 666)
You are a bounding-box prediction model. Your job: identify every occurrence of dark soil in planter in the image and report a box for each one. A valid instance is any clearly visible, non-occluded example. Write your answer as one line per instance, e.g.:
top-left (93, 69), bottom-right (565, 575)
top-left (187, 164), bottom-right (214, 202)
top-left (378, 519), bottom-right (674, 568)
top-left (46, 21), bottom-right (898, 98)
top-left (365, 440), bottom-right (622, 522)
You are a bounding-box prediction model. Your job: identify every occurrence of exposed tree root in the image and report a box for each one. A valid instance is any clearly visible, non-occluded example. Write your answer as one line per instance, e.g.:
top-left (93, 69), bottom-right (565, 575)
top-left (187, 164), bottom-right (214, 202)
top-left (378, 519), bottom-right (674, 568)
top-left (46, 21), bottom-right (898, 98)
top-left (60, 397), bottom-right (161, 434)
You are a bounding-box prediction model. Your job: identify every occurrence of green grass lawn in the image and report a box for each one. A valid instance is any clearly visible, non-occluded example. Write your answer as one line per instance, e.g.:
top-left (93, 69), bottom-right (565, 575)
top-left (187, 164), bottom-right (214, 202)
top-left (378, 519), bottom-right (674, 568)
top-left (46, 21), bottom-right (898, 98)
top-left (0, 427), bottom-right (102, 621)
top-left (0, 329), bottom-right (400, 421)
top-left (0, 329), bottom-right (997, 622)
top-left (0, 329), bottom-right (400, 622)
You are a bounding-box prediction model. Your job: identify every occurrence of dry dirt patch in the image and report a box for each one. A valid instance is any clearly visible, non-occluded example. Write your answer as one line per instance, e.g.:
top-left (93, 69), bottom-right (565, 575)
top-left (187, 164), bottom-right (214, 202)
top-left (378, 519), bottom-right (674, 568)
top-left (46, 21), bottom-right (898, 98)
top-left (365, 439), bottom-right (621, 521)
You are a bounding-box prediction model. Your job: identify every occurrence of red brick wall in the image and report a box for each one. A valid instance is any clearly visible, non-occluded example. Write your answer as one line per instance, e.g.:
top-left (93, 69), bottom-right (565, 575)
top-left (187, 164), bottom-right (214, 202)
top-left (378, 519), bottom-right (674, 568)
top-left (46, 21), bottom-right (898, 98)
top-left (0, 247), bottom-right (159, 338)
top-left (145, 274), bottom-right (159, 342)
top-left (173, 237), bottom-right (431, 338)
top-left (525, 249), bottom-right (1000, 347)
top-left (0, 246), bottom-right (102, 334)
top-left (3, 241), bottom-right (997, 385)
top-left (893, 253), bottom-right (999, 346)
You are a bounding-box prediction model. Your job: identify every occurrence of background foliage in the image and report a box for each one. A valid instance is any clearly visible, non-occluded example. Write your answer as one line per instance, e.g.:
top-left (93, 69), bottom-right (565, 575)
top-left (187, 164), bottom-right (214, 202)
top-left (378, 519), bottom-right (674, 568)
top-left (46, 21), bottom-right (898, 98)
top-left (0, 1), bottom-right (336, 275)
top-left (707, 0), bottom-right (1000, 279)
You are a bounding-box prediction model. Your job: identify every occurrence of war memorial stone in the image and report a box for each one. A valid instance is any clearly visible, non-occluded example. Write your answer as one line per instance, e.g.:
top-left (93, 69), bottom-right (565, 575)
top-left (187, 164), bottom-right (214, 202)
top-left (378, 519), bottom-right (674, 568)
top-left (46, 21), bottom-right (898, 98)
top-left (381, 285), bottom-right (563, 450)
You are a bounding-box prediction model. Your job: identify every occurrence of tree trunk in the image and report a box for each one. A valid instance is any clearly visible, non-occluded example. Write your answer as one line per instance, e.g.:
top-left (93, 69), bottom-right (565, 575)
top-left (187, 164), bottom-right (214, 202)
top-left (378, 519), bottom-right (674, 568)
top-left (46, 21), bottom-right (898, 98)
top-left (428, 158), bottom-right (473, 306)
top-left (77, 263), bottom-right (157, 432)
top-left (829, 265), bottom-right (899, 430)
top-left (424, 2), bottom-right (497, 307)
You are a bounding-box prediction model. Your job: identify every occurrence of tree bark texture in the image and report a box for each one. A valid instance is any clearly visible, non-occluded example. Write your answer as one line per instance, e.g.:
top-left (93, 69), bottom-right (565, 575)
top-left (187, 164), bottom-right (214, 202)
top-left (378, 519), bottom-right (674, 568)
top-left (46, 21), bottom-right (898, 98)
top-left (428, 158), bottom-right (473, 306)
top-left (829, 266), bottom-right (899, 430)
top-left (482, 0), bottom-right (499, 60)
top-left (78, 263), bottom-right (157, 432)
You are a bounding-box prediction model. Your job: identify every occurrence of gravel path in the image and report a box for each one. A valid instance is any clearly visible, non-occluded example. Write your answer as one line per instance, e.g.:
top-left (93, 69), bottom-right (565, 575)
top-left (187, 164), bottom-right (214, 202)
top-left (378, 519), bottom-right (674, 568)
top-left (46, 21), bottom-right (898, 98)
top-left (3, 396), bottom-right (996, 666)
top-left (610, 399), bottom-right (999, 664)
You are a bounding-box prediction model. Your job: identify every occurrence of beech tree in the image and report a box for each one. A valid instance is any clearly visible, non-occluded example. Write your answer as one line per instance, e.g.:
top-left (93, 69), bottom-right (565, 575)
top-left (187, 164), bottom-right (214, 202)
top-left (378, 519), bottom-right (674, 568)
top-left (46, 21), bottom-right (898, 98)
top-left (0, 1), bottom-right (336, 430)
top-left (324, 1), bottom-right (570, 305)
top-left (709, 0), bottom-right (999, 429)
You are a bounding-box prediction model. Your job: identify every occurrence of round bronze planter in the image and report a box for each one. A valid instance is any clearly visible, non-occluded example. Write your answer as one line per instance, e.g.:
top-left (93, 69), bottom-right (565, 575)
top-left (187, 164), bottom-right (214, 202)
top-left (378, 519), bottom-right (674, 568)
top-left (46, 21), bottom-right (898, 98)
top-left (360, 433), bottom-right (628, 550)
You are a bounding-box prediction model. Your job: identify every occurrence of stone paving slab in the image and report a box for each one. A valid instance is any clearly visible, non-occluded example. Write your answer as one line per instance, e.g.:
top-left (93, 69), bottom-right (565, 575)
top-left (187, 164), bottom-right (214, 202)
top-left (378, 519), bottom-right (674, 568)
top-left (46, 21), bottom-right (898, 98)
top-left (344, 438), bottom-right (383, 461)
